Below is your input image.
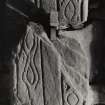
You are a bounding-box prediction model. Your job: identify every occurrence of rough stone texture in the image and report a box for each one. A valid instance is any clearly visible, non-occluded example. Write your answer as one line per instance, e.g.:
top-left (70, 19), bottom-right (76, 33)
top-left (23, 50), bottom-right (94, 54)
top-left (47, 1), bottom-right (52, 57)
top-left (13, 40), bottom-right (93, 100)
top-left (40, 0), bottom-right (57, 13)
top-left (41, 42), bottom-right (62, 105)
top-left (12, 25), bottom-right (44, 105)
top-left (2, 0), bottom-right (105, 105)
top-left (10, 20), bottom-right (105, 105)
top-left (38, 0), bottom-right (88, 28)
top-left (11, 22), bottom-right (91, 105)
top-left (58, 0), bottom-right (88, 28)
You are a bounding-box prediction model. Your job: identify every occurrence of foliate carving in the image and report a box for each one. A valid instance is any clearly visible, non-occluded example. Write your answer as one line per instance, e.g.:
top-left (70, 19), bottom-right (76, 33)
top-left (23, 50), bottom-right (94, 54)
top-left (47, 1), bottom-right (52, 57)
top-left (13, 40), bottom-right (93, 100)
top-left (61, 75), bottom-right (82, 105)
top-left (59, 0), bottom-right (88, 28)
top-left (23, 27), bottom-right (39, 88)
top-left (26, 66), bottom-right (35, 85)
top-left (13, 23), bottom-right (44, 105)
top-left (66, 92), bottom-right (78, 105)
top-left (52, 36), bottom-right (90, 105)
top-left (39, 0), bottom-right (88, 28)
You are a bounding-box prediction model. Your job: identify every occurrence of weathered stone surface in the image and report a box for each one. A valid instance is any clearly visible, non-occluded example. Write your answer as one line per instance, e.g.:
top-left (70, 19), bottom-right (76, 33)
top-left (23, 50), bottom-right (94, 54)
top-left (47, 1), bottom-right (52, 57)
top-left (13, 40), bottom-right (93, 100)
top-left (3, 0), bottom-right (105, 105)
top-left (62, 76), bottom-right (83, 105)
top-left (41, 42), bottom-right (62, 105)
top-left (39, 0), bottom-right (88, 28)
top-left (58, 24), bottom-right (93, 79)
top-left (58, 0), bottom-right (88, 28)
top-left (40, 0), bottom-right (57, 13)
top-left (12, 24), bottom-right (44, 105)
top-left (9, 20), bottom-right (105, 105)
top-left (11, 22), bottom-right (90, 105)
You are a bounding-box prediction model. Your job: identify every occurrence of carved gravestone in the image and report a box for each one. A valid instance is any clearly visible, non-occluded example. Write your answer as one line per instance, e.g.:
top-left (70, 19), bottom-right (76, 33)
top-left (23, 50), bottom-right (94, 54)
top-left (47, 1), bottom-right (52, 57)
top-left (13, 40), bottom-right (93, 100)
top-left (12, 22), bottom-right (105, 105)
top-left (12, 24), bottom-right (44, 105)
top-left (4, 0), bottom-right (105, 105)
top-left (12, 22), bottom-right (89, 105)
